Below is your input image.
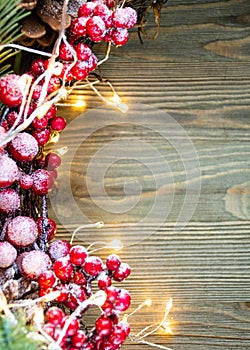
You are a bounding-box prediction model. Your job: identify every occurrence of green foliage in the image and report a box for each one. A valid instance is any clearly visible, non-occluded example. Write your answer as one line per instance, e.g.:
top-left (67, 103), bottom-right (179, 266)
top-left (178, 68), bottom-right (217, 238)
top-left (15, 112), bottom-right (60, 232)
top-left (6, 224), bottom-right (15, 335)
top-left (0, 0), bottom-right (29, 76)
top-left (0, 314), bottom-right (41, 350)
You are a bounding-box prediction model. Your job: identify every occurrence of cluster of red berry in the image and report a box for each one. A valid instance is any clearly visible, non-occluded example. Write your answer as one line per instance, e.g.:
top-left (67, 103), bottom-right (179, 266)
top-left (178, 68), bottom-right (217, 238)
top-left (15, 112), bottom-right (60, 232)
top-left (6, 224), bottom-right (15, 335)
top-left (35, 240), bottom-right (131, 349)
top-left (43, 305), bottom-right (130, 350)
top-left (0, 1), bottom-right (137, 348)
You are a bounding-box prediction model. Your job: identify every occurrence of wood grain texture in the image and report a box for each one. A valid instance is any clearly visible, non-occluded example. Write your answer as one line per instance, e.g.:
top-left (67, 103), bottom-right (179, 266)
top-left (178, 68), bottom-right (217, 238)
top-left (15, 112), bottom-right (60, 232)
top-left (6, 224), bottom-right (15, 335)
top-left (50, 0), bottom-right (250, 348)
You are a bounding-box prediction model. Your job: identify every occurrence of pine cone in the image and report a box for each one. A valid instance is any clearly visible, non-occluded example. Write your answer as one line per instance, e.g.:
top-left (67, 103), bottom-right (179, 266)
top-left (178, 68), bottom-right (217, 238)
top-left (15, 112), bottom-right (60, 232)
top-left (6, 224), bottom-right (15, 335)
top-left (20, 0), bottom-right (86, 47)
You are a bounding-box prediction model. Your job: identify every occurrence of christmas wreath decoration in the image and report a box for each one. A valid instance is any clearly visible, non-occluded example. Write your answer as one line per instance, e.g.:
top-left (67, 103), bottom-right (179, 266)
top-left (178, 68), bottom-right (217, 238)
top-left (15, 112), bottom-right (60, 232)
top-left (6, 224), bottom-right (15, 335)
top-left (0, 1), bottom-right (171, 349)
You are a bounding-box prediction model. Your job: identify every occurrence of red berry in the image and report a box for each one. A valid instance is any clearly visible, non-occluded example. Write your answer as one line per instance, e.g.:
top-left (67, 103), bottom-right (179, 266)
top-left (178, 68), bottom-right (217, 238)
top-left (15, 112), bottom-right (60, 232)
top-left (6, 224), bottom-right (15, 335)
top-left (98, 271), bottom-right (112, 290)
top-left (115, 289), bottom-right (131, 311)
top-left (108, 325), bottom-right (127, 346)
top-left (19, 173), bottom-right (33, 189)
top-left (45, 104), bottom-right (57, 119)
top-left (38, 270), bottom-right (56, 289)
top-left (95, 315), bottom-right (113, 336)
top-left (0, 74), bottom-right (22, 107)
top-left (32, 128), bottom-right (51, 146)
top-left (112, 7), bottom-right (137, 29)
top-left (105, 286), bottom-right (119, 303)
top-left (48, 239), bottom-right (72, 261)
top-left (32, 116), bottom-right (48, 129)
top-left (112, 28), bottom-right (129, 46)
top-left (70, 17), bottom-right (88, 36)
top-left (106, 254), bottom-right (121, 271)
top-left (78, 2), bottom-right (97, 17)
top-left (59, 43), bottom-right (74, 61)
top-left (69, 245), bottom-right (88, 265)
top-left (75, 43), bottom-right (92, 61)
top-left (73, 270), bottom-right (87, 285)
top-left (45, 152), bottom-right (61, 169)
top-left (94, 4), bottom-right (112, 27)
top-left (0, 241), bottom-right (17, 268)
top-left (88, 54), bottom-right (98, 72)
top-left (6, 216), bottom-right (38, 248)
top-left (47, 76), bottom-right (61, 94)
top-left (71, 330), bottom-right (87, 348)
top-left (0, 189), bottom-right (20, 213)
top-left (53, 257), bottom-right (74, 281)
top-left (50, 116), bottom-right (66, 131)
top-left (9, 132), bottom-right (39, 162)
top-left (113, 262), bottom-right (131, 281)
top-left (0, 153), bottom-right (19, 187)
top-left (62, 315), bottom-right (80, 336)
top-left (54, 285), bottom-right (69, 302)
top-left (31, 59), bottom-right (45, 76)
top-left (6, 111), bottom-right (23, 127)
top-left (21, 250), bottom-right (52, 279)
top-left (32, 169), bottom-right (54, 195)
top-left (32, 85), bottom-right (42, 99)
top-left (36, 217), bottom-right (57, 241)
top-left (86, 16), bottom-right (106, 42)
top-left (45, 306), bottom-right (64, 325)
top-left (60, 63), bottom-right (74, 82)
top-left (71, 61), bottom-right (89, 80)
top-left (84, 256), bottom-right (103, 276)
top-left (43, 323), bottom-right (56, 338)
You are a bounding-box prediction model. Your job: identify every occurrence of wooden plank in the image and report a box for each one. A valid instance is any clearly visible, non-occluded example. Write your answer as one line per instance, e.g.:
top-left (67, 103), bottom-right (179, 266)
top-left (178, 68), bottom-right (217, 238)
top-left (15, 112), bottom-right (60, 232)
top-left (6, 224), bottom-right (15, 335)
top-left (50, 0), bottom-right (250, 349)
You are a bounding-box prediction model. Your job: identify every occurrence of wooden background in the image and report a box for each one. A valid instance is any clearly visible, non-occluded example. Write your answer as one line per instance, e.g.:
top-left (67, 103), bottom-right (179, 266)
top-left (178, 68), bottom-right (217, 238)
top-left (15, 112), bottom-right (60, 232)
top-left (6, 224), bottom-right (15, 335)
top-left (50, 0), bottom-right (250, 349)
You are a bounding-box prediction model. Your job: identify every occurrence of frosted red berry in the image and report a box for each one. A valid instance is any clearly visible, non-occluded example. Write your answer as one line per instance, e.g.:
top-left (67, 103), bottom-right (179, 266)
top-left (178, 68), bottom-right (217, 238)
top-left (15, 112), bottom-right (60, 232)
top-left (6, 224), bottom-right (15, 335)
top-left (38, 270), bottom-right (56, 289)
top-left (32, 116), bottom-right (48, 129)
top-left (31, 59), bottom-right (45, 76)
top-left (0, 154), bottom-right (19, 187)
top-left (45, 306), bottom-right (64, 325)
top-left (48, 239), bottom-right (71, 261)
top-left (88, 54), bottom-right (98, 72)
top-left (47, 76), bottom-right (61, 94)
top-left (86, 16), bottom-right (106, 42)
top-left (45, 104), bottom-right (57, 119)
top-left (84, 256), bottom-right (103, 276)
top-left (0, 74), bottom-right (22, 107)
top-left (62, 315), bottom-right (80, 336)
top-left (106, 254), bottom-right (121, 271)
top-left (112, 28), bottom-right (129, 46)
top-left (36, 217), bottom-right (57, 241)
top-left (59, 43), bottom-right (74, 61)
top-left (6, 216), bottom-right (38, 248)
top-left (98, 271), bottom-right (112, 290)
top-left (69, 245), bottom-right (88, 265)
top-left (112, 7), bottom-right (137, 29)
top-left (113, 262), bottom-right (131, 281)
top-left (0, 241), bottom-right (17, 268)
top-left (71, 330), bottom-right (87, 347)
top-left (71, 61), bottom-right (89, 80)
top-left (95, 315), bottom-right (113, 336)
top-left (73, 270), bottom-right (87, 285)
top-left (9, 132), bottom-right (39, 162)
top-left (19, 173), bottom-right (33, 189)
top-left (78, 2), bottom-right (97, 17)
top-left (32, 128), bottom-right (51, 146)
top-left (21, 250), bottom-right (52, 279)
top-left (70, 17), bottom-right (88, 36)
top-left (32, 169), bottom-right (54, 195)
top-left (115, 289), bottom-right (131, 311)
top-left (0, 189), bottom-right (20, 213)
top-left (53, 256), bottom-right (74, 281)
top-left (75, 42), bottom-right (92, 61)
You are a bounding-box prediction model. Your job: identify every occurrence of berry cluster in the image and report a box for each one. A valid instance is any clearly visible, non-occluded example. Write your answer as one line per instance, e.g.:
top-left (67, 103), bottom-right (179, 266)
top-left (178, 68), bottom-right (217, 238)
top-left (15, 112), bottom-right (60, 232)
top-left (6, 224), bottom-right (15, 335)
top-left (43, 305), bottom-right (130, 350)
top-left (70, 1), bottom-right (137, 46)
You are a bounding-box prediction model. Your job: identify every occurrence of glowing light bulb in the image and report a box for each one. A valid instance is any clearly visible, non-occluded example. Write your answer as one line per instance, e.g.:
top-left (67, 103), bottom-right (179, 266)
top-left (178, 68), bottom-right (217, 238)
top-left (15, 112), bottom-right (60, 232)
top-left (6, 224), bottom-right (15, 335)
top-left (111, 92), bottom-right (121, 103)
top-left (144, 298), bottom-right (152, 307)
top-left (162, 322), bottom-right (173, 334)
top-left (109, 239), bottom-right (123, 250)
top-left (72, 99), bottom-right (86, 108)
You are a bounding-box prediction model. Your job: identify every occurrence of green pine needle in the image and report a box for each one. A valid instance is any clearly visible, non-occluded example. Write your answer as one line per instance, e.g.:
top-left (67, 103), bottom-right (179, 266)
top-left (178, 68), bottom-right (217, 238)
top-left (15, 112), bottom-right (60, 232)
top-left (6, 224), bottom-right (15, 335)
top-left (0, 0), bottom-right (29, 77)
top-left (0, 314), bottom-right (42, 350)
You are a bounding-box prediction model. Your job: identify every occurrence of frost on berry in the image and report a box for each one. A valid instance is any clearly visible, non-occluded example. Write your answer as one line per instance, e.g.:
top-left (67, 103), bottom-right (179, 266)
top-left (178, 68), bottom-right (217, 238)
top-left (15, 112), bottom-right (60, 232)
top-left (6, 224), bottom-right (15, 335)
top-left (0, 153), bottom-right (19, 187)
top-left (0, 74), bottom-right (22, 107)
top-left (6, 216), bottom-right (38, 247)
top-left (0, 189), bottom-right (20, 213)
top-left (112, 7), bottom-right (137, 29)
top-left (48, 240), bottom-right (71, 261)
top-left (0, 241), bottom-right (17, 268)
top-left (8, 132), bottom-right (39, 162)
top-left (21, 250), bottom-right (52, 279)
top-left (32, 169), bottom-right (54, 195)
